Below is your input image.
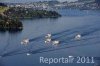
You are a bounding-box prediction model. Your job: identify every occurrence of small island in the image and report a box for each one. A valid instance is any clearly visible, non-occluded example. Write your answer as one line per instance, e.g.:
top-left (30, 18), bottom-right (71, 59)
top-left (0, 3), bottom-right (61, 32)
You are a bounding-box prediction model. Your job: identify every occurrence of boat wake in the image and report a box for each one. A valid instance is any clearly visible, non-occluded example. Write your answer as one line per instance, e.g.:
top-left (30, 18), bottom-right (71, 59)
top-left (0, 23), bottom-right (100, 59)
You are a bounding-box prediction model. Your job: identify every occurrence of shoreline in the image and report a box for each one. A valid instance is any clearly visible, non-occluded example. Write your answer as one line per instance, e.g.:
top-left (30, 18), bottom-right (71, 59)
top-left (0, 7), bottom-right (61, 32)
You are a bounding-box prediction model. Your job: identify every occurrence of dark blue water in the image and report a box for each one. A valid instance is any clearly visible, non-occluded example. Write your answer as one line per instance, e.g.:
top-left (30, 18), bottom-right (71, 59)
top-left (0, 9), bottom-right (100, 66)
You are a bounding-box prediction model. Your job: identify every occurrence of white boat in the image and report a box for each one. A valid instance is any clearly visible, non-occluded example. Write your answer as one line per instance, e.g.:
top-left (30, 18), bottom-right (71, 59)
top-left (75, 34), bottom-right (81, 40)
top-left (21, 39), bottom-right (29, 45)
top-left (69, 56), bottom-right (73, 58)
top-left (45, 33), bottom-right (52, 44)
top-left (45, 38), bottom-right (51, 43)
top-left (45, 33), bottom-right (52, 38)
top-left (52, 40), bottom-right (59, 45)
top-left (26, 53), bottom-right (31, 56)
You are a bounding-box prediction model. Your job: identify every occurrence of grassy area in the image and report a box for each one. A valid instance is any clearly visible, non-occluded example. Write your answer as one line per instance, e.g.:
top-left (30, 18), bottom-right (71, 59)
top-left (0, 6), bottom-right (9, 14)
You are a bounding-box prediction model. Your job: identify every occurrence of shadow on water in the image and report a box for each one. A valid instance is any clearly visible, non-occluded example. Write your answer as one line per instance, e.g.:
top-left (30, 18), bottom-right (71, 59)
top-left (29, 36), bottom-right (44, 42)
top-left (2, 46), bottom-right (52, 57)
top-left (52, 24), bottom-right (100, 41)
top-left (29, 24), bottom-right (93, 43)
top-left (0, 21), bottom-right (100, 58)
top-left (0, 31), bottom-right (22, 56)
top-left (1, 35), bottom-right (100, 57)
top-left (52, 24), bottom-right (90, 40)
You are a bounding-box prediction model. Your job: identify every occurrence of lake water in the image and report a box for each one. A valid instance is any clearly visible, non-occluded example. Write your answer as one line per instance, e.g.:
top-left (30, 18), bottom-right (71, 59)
top-left (0, 9), bottom-right (100, 66)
